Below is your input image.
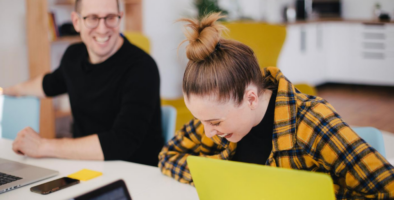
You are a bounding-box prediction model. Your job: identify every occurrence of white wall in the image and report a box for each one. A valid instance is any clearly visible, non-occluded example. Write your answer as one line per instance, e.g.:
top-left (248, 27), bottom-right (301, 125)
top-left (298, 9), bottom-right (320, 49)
top-left (219, 0), bottom-right (293, 23)
top-left (143, 0), bottom-right (195, 99)
top-left (0, 0), bottom-right (29, 88)
top-left (342, 0), bottom-right (394, 20)
top-left (219, 0), bottom-right (264, 20)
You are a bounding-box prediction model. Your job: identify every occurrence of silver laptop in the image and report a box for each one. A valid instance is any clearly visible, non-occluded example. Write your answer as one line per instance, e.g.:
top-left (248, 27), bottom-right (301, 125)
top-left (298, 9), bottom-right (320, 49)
top-left (0, 158), bottom-right (59, 194)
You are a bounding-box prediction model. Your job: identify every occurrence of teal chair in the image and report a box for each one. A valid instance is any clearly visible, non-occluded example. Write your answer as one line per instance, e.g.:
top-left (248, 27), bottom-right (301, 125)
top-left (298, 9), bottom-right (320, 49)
top-left (161, 106), bottom-right (177, 144)
top-left (353, 127), bottom-right (386, 157)
top-left (0, 96), bottom-right (40, 140)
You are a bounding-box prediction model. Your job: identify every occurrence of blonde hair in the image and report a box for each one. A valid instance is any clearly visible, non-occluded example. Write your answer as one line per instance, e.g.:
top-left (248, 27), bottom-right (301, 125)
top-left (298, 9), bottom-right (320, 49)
top-left (180, 12), bottom-right (267, 105)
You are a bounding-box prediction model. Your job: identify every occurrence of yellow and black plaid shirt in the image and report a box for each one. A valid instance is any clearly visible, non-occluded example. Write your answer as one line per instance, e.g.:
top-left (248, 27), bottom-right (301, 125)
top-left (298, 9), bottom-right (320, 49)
top-left (159, 67), bottom-right (394, 199)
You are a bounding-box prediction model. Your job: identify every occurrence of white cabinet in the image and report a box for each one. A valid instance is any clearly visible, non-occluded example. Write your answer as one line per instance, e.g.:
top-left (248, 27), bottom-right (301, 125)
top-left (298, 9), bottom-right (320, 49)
top-left (278, 23), bottom-right (326, 86)
top-left (324, 23), bottom-right (353, 83)
top-left (278, 22), bottom-right (394, 86)
top-left (348, 23), bottom-right (394, 85)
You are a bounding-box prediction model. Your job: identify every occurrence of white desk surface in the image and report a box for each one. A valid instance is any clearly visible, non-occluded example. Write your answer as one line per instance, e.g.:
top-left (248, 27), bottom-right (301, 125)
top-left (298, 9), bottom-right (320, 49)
top-left (1, 132), bottom-right (394, 200)
top-left (0, 139), bottom-right (199, 200)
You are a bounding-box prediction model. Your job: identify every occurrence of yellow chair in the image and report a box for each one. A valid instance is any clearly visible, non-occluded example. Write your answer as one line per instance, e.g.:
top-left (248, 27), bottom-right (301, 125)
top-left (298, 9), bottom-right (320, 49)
top-left (222, 22), bottom-right (317, 96)
top-left (161, 98), bottom-right (194, 132)
top-left (294, 83), bottom-right (317, 96)
top-left (222, 22), bottom-right (287, 68)
top-left (123, 32), bottom-right (151, 54)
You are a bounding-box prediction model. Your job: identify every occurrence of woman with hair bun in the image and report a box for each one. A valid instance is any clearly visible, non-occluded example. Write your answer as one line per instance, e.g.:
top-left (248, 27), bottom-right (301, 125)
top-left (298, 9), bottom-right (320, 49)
top-left (158, 13), bottom-right (394, 199)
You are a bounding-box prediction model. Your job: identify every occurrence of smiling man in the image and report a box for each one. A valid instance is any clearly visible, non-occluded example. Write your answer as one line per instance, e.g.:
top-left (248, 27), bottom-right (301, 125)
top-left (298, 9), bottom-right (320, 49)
top-left (1, 0), bottom-right (163, 166)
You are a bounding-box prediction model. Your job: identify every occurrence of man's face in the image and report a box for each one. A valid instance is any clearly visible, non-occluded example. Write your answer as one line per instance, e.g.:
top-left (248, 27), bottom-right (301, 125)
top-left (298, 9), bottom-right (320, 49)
top-left (72, 0), bottom-right (123, 63)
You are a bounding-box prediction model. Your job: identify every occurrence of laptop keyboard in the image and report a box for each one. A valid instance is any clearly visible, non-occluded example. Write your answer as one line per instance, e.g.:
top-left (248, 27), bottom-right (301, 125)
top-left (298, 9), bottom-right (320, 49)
top-left (0, 172), bottom-right (22, 186)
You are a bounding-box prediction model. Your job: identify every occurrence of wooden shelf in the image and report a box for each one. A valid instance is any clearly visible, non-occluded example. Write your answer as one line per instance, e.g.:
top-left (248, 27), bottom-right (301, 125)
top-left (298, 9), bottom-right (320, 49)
top-left (26, 0), bottom-right (56, 139)
top-left (55, 109), bottom-right (72, 118)
top-left (54, 0), bottom-right (74, 5)
top-left (123, 0), bottom-right (141, 4)
top-left (124, 0), bottom-right (142, 32)
top-left (52, 36), bottom-right (82, 44)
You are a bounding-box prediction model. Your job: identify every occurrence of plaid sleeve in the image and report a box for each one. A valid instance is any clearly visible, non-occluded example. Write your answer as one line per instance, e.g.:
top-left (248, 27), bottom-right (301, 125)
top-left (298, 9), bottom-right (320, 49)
top-left (158, 119), bottom-right (234, 185)
top-left (297, 101), bottom-right (394, 199)
top-left (158, 119), bottom-right (205, 185)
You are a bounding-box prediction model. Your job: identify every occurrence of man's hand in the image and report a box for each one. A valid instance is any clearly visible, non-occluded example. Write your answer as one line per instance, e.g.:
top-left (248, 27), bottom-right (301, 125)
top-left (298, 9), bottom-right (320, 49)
top-left (12, 127), bottom-right (45, 158)
top-left (0, 85), bottom-right (18, 97)
top-left (0, 74), bottom-right (46, 98)
top-left (12, 128), bottom-right (104, 160)
top-left (2, 85), bottom-right (23, 97)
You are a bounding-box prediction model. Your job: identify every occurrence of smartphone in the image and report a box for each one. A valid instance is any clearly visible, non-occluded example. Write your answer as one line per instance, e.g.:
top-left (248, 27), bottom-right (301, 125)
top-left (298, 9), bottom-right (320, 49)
top-left (30, 177), bottom-right (80, 195)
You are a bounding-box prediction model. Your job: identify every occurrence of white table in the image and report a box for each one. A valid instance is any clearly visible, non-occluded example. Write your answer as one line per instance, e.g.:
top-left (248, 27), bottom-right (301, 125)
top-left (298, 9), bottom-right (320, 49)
top-left (0, 139), bottom-right (199, 200)
top-left (1, 133), bottom-right (393, 200)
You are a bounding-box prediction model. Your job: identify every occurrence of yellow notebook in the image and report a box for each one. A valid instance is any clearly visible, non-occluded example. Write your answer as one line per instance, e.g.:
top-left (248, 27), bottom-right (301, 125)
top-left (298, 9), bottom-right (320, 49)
top-left (68, 169), bottom-right (102, 181)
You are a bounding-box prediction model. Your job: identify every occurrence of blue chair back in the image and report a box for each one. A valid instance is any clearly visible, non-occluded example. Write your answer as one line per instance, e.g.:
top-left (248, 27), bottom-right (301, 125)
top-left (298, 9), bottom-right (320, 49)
top-left (161, 106), bottom-right (177, 144)
top-left (0, 96), bottom-right (40, 140)
top-left (353, 127), bottom-right (386, 157)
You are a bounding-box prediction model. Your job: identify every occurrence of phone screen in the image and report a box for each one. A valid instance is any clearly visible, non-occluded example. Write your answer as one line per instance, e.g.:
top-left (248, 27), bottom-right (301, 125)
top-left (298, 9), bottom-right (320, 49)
top-left (31, 177), bottom-right (80, 194)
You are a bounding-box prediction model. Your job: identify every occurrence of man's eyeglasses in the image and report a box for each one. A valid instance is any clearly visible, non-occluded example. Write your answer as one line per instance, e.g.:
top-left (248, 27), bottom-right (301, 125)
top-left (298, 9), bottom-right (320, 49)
top-left (80, 14), bottom-right (121, 29)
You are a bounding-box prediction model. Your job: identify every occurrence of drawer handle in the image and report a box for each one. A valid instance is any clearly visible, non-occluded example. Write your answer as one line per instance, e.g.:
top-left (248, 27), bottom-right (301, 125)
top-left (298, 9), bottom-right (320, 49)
top-left (363, 52), bottom-right (385, 59)
top-left (363, 32), bottom-right (385, 40)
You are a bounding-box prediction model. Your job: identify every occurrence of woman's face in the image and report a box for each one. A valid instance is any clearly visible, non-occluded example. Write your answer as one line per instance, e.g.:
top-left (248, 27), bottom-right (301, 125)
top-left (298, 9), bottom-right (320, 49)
top-left (184, 93), bottom-right (257, 143)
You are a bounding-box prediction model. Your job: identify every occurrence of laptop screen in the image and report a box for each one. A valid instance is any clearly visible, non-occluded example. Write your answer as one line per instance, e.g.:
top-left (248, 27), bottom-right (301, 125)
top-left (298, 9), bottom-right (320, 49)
top-left (72, 179), bottom-right (132, 200)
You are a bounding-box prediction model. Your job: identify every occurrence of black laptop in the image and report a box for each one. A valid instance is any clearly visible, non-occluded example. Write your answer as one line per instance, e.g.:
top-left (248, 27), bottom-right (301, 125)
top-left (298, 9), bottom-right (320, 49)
top-left (70, 179), bottom-right (132, 200)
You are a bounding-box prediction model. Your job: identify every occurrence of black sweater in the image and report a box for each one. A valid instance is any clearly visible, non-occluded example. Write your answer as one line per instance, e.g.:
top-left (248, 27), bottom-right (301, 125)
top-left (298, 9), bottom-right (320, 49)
top-left (43, 37), bottom-right (163, 166)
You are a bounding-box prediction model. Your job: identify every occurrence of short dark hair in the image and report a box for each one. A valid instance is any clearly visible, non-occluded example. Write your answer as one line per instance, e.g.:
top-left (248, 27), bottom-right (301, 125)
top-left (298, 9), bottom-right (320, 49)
top-left (75, 0), bottom-right (120, 13)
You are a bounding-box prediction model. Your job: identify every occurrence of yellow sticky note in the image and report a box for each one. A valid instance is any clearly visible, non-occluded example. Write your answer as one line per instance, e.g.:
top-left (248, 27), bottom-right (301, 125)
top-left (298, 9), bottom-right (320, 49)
top-left (68, 169), bottom-right (103, 181)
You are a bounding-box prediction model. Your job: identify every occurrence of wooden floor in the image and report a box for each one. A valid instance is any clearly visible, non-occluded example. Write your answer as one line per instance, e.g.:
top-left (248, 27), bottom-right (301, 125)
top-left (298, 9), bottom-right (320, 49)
top-left (317, 84), bottom-right (394, 134)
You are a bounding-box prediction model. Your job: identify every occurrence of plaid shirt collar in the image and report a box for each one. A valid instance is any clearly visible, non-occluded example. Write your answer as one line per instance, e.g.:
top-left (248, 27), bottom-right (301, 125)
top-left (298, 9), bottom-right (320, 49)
top-left (209, 67), bottom-right (298, 152)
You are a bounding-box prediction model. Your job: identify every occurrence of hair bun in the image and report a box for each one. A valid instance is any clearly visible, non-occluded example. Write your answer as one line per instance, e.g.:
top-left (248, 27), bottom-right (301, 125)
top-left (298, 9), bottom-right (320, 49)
top-left (179, 12), bottom-right (226, 62)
